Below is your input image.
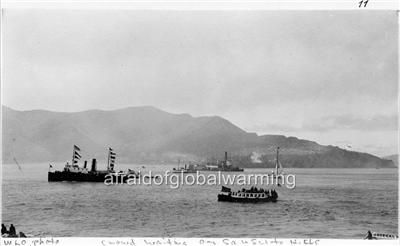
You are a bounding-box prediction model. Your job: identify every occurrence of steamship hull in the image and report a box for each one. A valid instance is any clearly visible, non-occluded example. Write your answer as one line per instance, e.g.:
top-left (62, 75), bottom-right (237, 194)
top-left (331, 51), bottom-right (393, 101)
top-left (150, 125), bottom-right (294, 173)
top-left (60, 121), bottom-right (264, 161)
top-left (48, 145), bottom-right (130, 182)
top-left (202, 168), bottom-right (244, 172)
top-left (47, 171), bottom-right (155, 182)
top-left (48, 171), bottom-right (109, 182)
top-left (172, 170), bottom-right (197, 173)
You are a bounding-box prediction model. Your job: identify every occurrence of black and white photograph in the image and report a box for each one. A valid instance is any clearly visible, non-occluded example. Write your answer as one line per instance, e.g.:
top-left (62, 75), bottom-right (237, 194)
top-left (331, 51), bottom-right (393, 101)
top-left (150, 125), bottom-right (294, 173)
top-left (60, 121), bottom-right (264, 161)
top-left (1, 1), bottom-right (398, 244)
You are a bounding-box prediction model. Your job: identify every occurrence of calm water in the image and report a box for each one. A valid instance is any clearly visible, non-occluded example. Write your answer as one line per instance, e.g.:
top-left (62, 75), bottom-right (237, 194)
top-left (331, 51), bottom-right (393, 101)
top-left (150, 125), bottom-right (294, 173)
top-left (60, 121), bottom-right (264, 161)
top-left (2, 163), bottom-right (398, 238)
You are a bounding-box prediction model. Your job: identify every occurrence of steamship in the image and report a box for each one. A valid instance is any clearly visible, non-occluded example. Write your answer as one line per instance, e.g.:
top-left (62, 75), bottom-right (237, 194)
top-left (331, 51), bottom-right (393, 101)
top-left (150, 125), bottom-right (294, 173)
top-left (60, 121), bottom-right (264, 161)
top-left (201, 152), bottom-right (244, 172)
top-left (48, 145), bottom-right (134, 182)
top-left (172, 160), bottom-right (197, 173)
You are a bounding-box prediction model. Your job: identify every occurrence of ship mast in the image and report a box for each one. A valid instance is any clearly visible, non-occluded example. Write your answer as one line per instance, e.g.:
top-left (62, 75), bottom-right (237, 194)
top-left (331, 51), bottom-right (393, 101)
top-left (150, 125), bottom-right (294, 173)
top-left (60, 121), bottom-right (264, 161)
top-left (275, 147), bottom-right (280, 175)
top-left (107, 148), bottom-right (110, 171)
top-left (72, 146), bottom-right (75, 166)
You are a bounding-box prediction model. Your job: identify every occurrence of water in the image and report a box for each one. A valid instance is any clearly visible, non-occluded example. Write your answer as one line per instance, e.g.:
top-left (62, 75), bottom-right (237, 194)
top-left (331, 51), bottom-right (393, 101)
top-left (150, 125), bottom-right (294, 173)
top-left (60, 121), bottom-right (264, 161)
top-left (2, 163), bottom-right (398, 238)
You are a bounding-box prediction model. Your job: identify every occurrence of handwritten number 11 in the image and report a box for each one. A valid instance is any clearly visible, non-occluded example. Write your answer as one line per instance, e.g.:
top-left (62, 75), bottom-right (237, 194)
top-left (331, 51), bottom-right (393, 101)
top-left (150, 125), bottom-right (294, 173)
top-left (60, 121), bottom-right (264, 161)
top-left (359, 0), bottom-right (369, 7)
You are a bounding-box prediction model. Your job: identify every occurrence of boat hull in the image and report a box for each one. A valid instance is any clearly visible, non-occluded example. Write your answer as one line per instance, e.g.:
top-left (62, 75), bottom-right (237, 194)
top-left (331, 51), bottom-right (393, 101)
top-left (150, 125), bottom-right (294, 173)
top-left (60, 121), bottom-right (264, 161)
top-left (202, 169), bottom-right (244, 172)
top-left (217, 193), bottom-right (277, 203)
top-left (48, 171), bottom-right (157, 183)
top-left (48, 171), bottom-right (108, 182)
top-left (172, 170), bottom-right (197, 174)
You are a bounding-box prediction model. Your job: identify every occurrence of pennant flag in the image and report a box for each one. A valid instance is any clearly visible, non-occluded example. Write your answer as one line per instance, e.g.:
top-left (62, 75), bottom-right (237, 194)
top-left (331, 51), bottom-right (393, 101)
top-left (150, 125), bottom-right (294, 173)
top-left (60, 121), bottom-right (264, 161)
top-left (221, 186), bottom-right (231, 192)
top-left (108, 147), bottom-right (116, 170)
top-left (74, 151), bottom-right (81, 158)
top-left (74, 145), bottom-right (81, 151)
top-left (74, 152), bottom-right (81, 159)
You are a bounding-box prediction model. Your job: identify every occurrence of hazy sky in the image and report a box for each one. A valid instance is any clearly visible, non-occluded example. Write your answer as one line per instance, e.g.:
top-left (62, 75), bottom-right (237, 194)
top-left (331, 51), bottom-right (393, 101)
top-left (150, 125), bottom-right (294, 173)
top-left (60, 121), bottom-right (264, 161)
top-left (2, 10), bottom-right (398, 156)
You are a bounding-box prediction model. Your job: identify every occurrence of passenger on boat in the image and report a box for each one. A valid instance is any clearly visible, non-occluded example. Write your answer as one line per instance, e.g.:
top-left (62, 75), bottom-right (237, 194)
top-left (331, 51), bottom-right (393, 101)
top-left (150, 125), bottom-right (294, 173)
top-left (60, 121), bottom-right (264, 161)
top-left (1, 224), bottom-right (7, 234)
top-left (9, 224), bottom-right (16, 235)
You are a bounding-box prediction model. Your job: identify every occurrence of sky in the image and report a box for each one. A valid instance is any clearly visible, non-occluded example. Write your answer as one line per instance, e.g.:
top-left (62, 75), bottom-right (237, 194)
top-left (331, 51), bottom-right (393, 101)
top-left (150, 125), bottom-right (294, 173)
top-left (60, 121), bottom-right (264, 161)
top-left (2, 10), bottom-right (398, 156)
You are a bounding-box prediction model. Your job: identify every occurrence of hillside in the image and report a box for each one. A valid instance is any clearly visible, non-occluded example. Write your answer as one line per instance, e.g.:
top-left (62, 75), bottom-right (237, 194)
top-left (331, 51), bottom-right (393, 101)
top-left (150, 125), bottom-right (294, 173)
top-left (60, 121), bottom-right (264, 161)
top-left (1, 106), bottom-right (395, 168)
top-left (383, 154), bottom-right (398, 167)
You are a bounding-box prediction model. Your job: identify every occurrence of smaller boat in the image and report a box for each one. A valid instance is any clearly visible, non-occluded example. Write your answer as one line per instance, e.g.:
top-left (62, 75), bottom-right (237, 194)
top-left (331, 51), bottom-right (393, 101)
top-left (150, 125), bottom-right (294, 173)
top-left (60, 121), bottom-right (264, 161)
top-left (364, 231), bottom-right (399, 240)
top-left (217, 186), bottom-right (278, 203)
top-left (372, 232), bottom-right (398, 240)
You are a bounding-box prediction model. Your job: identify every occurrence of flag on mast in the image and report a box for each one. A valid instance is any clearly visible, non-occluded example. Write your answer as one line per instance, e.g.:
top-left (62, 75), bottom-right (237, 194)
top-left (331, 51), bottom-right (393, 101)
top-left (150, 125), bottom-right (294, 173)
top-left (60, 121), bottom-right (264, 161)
top-left (74, 151), bottom-right (81, 159)
top-left (221, 186), bottom-right (231, 192)
top-left (108, 147), bottom-right (116, 171)
top-left (72, 145), bottom-right (82, 165)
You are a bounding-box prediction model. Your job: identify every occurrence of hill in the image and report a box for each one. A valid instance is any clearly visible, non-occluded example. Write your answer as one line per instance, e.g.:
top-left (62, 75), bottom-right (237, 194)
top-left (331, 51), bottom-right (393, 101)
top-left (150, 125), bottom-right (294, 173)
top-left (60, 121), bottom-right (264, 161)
top-left (382, 154), bottom-right (398, 167)
top-left (1, 106), bottom-right (395, 168)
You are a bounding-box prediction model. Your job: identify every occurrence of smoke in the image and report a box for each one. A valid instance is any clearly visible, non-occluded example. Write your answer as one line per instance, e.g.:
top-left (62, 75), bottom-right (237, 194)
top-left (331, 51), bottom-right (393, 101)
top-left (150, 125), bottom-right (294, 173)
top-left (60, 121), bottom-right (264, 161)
top-left (250, 152), bottom-right (262, 163)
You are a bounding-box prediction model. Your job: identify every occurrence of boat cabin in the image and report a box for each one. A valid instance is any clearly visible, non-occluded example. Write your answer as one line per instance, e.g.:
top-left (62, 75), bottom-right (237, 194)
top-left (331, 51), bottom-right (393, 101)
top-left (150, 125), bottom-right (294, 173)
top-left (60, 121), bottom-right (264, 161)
top-left (372, 232), bottom-right (398, 240)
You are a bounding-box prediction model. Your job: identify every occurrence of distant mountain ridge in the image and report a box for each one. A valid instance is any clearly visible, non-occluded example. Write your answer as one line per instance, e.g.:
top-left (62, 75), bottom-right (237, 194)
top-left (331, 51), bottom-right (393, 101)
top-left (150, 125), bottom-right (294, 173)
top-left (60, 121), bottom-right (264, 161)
top-left (1, 106), bottom-right (395, 168)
